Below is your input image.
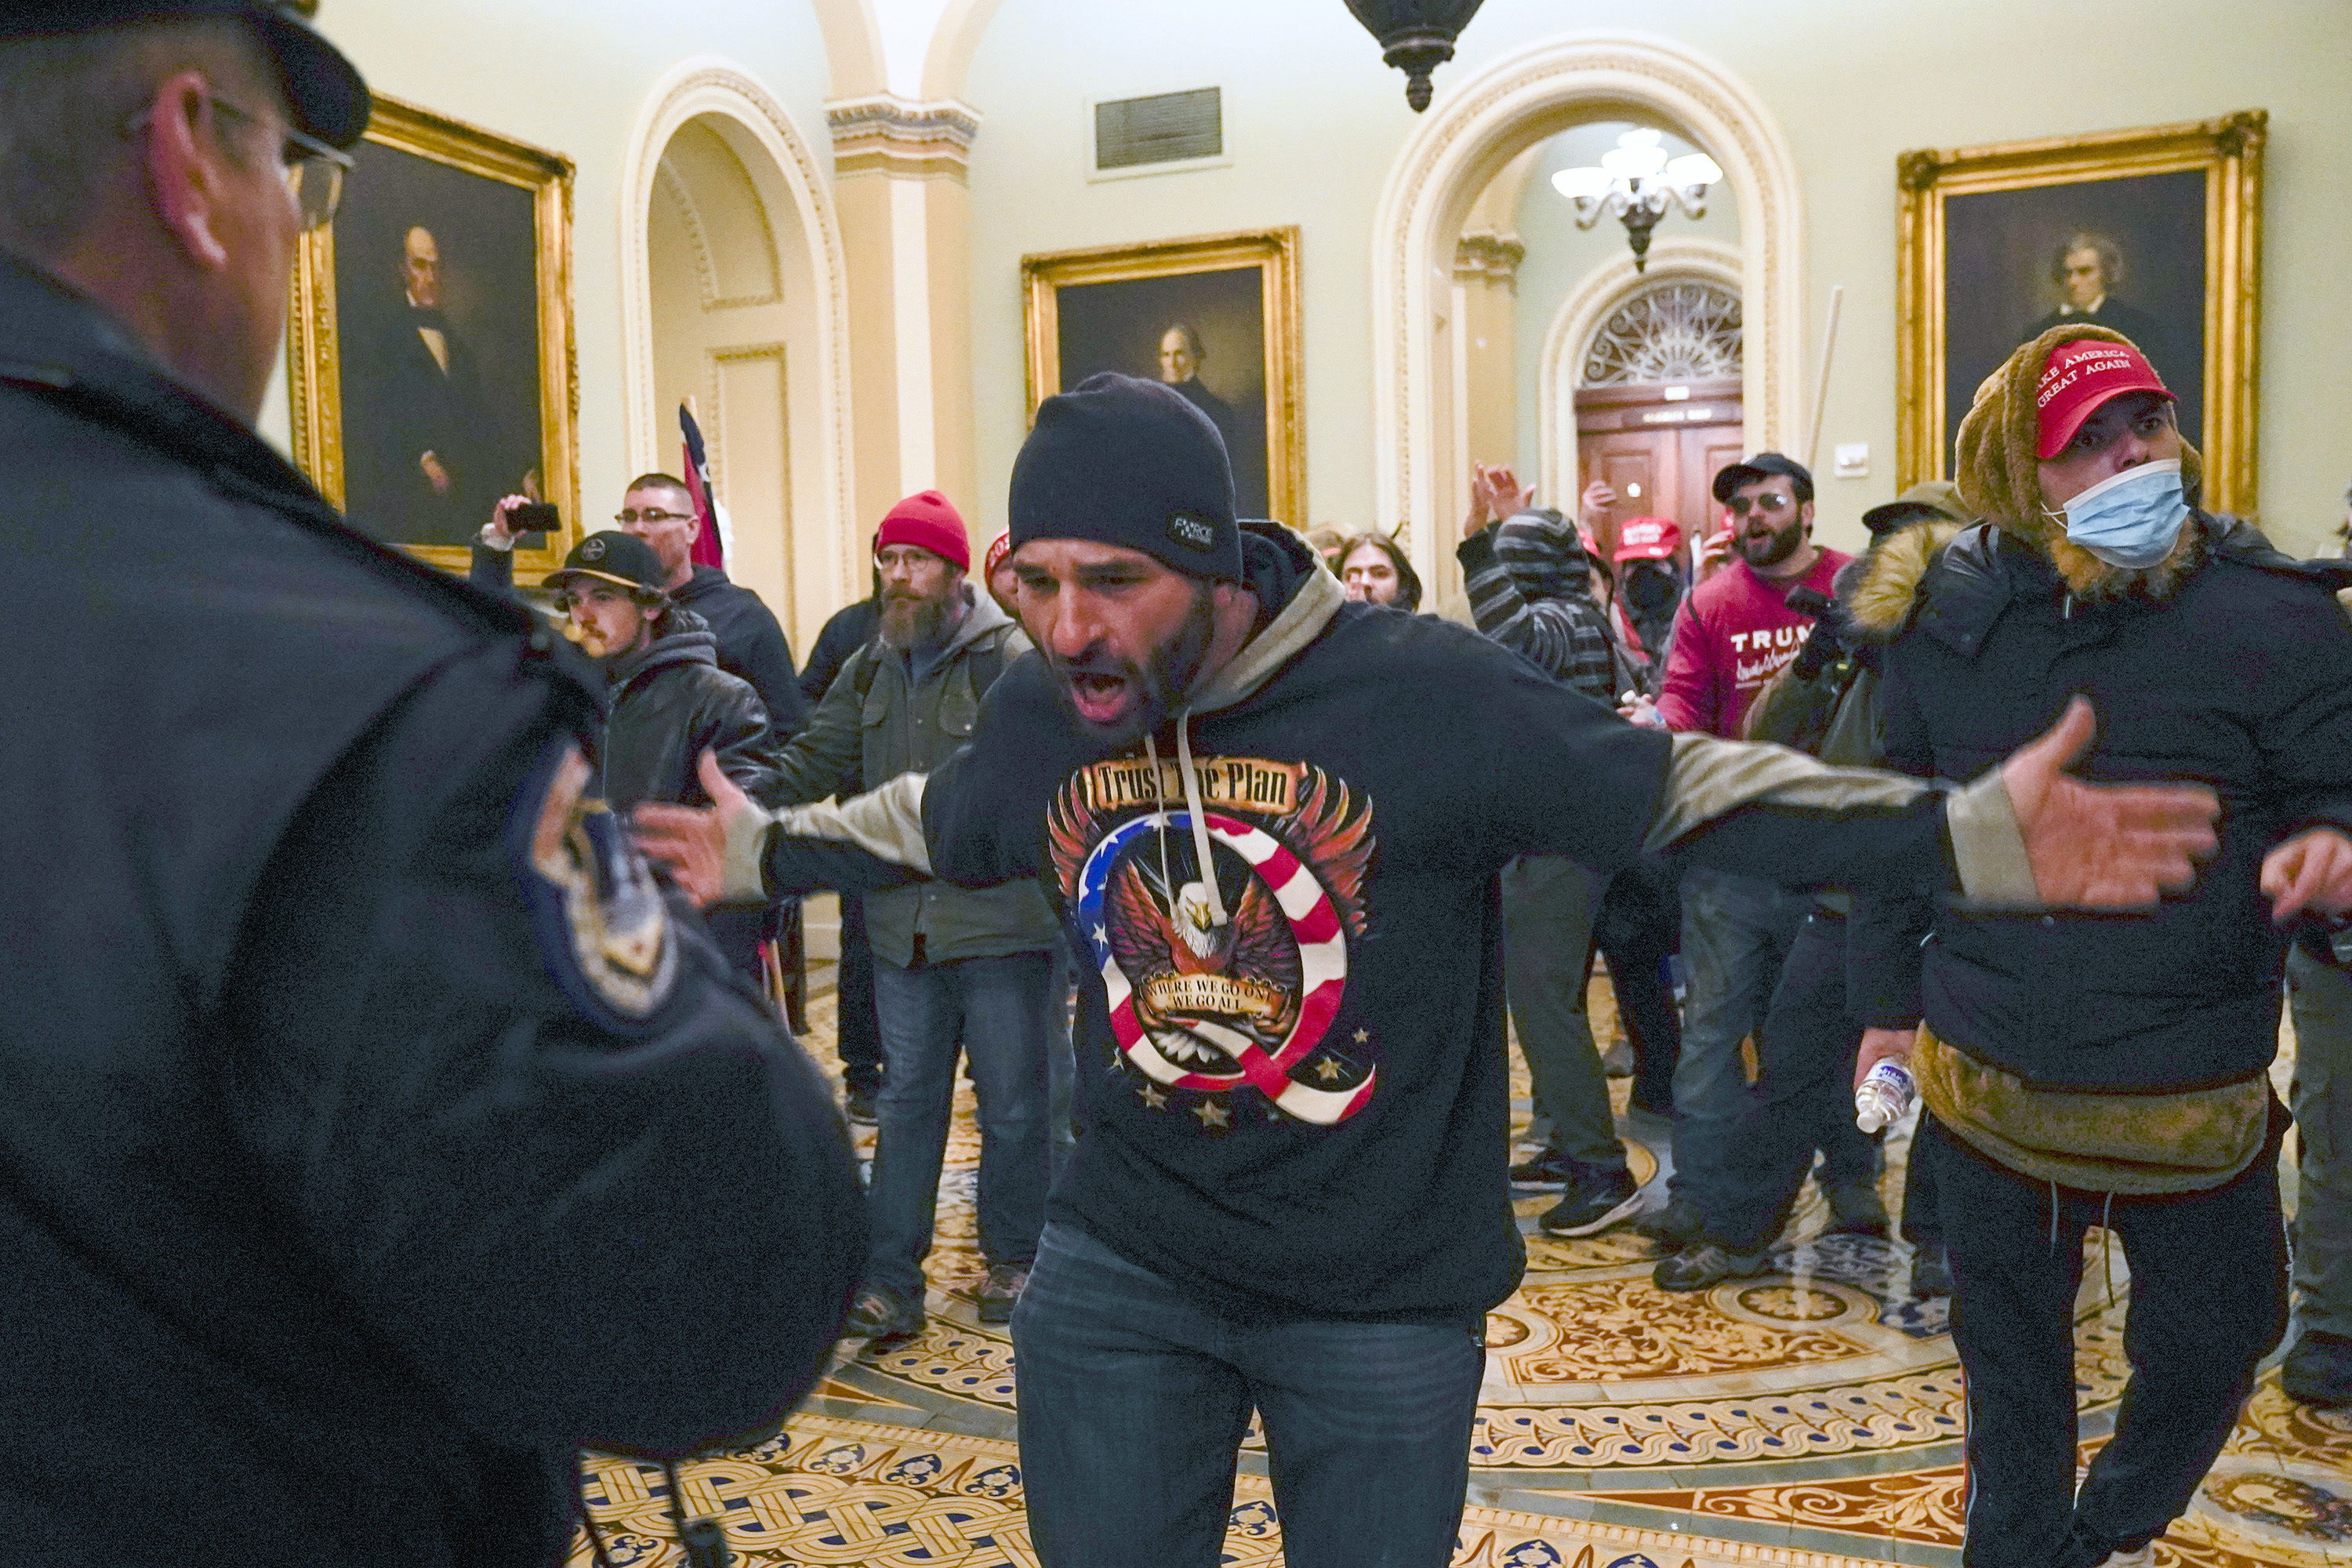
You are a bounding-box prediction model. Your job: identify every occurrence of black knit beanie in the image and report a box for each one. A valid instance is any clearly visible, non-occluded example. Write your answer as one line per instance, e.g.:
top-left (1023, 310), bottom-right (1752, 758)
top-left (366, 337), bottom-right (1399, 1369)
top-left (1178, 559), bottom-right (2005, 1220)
top-left (1007, 372), bottom-right (1243, 581)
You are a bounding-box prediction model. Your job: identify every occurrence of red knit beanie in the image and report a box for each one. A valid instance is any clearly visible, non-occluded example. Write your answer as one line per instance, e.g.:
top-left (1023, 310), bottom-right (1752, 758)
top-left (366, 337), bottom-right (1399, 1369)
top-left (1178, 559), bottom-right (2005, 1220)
top-left (875, 491), bottom-right (970, 572)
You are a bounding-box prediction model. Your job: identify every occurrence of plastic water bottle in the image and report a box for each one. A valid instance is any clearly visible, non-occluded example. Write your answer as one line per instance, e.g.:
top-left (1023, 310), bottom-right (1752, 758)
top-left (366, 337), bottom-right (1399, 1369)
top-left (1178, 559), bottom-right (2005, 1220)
top-left (1853, 1058), bottom-right (1916, 1134)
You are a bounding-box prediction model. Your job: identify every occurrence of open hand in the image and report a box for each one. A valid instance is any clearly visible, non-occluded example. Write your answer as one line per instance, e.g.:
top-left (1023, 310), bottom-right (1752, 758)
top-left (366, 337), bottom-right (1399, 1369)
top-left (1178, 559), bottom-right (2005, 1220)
top-left (1578, 478), bottom-right (1617, 529)
top-left (2000, 697), bottom-right (2220, 908)
top-left (632, 750), bottom-right (750, 909)
top-left (2259, 827), bottom-right (2352, 921)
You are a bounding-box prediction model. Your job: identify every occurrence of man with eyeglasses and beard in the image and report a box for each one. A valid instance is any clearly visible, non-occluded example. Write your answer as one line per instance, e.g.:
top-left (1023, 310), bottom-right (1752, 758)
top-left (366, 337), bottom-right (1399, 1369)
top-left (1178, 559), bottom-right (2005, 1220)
top-left (1624, 453), bottom-right (1886, 1272)
top-left (750, 491), bottom-right (1063, 1342)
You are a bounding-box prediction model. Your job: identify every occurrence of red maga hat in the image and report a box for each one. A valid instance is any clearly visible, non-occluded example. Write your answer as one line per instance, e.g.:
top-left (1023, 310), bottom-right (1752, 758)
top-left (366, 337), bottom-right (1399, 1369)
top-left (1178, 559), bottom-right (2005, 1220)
top-left (1613, 516), bottom-right (1683, 563)
top-left (2034, 339), bottom-right (2173, 460)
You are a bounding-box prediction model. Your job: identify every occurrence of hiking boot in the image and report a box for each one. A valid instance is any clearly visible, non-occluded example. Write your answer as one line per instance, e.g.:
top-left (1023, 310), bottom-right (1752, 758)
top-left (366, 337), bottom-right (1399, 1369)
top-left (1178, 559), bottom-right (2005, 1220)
top-left (842, 1287), bottom-right (924, 1344)
top-left (976, 1264), bottom-right (1029, 1325)
top-left (1824, 1181), bottom-right (1890, 1238)
top-left (2281, 1330), bottom-right (2352, 1409)
top-left (1632, 1195), bottom-right (1703, 1254)
top-left (1537, 1166), bottom-right (1643, 1238)
top-left (844, 1086), bottom-right (878, 1125)
top-left (1653, 1241), bottom-right (1769, 1292)
top-left (1508, 1149), bottom-right (1577, 1189)
top-left (1911, 1240), bottom-right (1954, 1298)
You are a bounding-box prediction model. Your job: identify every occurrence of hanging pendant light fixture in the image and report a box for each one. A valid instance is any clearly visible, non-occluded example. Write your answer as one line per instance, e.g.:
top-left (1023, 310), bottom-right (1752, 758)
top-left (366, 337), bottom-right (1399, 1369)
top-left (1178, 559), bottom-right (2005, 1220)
top-left (1342, 0), bottom-right (1487, 111)
top-left (1552, 129), bottom-right (1722, 270)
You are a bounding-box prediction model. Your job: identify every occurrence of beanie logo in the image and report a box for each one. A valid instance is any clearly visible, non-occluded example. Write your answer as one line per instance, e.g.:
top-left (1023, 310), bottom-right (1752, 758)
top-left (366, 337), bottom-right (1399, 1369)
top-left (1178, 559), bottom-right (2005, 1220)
top-left (1167, 513), bottom-right (1218, 552)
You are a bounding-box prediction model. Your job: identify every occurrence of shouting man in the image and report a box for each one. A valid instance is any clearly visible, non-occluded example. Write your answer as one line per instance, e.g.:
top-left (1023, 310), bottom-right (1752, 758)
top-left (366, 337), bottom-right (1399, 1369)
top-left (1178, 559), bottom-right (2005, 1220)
top-left (639, 372), bottom-right (2227, 1568)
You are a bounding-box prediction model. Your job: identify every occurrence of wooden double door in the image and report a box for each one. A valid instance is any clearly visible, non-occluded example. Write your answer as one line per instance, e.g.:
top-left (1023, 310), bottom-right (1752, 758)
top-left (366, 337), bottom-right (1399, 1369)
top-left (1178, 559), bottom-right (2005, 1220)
top-left (1574, 376), bottom-right (1744, 572)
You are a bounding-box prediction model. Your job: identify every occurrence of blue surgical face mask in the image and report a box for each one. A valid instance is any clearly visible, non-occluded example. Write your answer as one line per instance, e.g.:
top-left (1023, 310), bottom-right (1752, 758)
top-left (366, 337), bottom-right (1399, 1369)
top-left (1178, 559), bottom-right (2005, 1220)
top-left (2047, 459), bottom-right (2188, 570)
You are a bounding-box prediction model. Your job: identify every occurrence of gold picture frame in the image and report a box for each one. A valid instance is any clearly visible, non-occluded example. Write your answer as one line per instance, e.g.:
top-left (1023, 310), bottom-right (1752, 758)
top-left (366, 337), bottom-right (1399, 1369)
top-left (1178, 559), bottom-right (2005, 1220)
top-left (289, 95), bottom-right (578, 576)
top-left (1022, 227), bottom-right (1305, 526)
top-left (1896, 111), bottom-right (2263, 514)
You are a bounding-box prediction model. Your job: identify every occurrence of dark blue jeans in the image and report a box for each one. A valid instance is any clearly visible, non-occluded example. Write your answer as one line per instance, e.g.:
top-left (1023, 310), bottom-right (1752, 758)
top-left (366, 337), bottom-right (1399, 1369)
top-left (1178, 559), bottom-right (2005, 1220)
top-left (1011, 1222), bottom-right (1485, 1568)
top-left (866, 949), bottom-right (1054, 1302)
top-left (1705, 909), bottom-right (1881, 1250)
top-left (1668, 867), bottom-right (1809, 1217)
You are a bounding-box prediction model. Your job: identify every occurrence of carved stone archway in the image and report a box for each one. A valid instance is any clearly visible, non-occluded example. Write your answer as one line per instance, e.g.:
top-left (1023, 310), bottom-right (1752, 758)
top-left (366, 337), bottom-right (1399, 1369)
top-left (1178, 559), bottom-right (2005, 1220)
top-left (1370, 31), bottom-right (1804, 600)
top-left (621, 59), bottom-right (856, 634)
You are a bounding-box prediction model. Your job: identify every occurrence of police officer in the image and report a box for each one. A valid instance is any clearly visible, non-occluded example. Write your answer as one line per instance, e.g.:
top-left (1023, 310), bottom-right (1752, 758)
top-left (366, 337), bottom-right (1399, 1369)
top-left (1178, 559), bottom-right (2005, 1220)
top-left (0, 5), bottom-right (862, 1562)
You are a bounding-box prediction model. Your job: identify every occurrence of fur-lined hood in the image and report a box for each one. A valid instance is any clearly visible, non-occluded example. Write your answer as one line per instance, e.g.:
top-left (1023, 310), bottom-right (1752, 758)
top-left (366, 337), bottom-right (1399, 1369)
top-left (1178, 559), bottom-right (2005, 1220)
top-left (1845, 516), bottom-right (1965, 640)
top-left (1955, 322), bottom-right (2207, 604)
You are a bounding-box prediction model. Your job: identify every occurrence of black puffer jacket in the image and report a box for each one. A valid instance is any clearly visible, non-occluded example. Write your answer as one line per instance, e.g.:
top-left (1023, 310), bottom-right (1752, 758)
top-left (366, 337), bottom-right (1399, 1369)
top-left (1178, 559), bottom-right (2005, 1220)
top-left (600, 607), bottom-right (784, 811)
top-left (1855, 514), bottom-right (2352, 1092)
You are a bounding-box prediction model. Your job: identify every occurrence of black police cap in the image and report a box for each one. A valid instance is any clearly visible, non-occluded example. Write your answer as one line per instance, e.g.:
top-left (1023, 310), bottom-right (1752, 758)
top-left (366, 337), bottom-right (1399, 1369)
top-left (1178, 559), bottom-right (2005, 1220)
top-left (1, 1), bottom-right (370, 150)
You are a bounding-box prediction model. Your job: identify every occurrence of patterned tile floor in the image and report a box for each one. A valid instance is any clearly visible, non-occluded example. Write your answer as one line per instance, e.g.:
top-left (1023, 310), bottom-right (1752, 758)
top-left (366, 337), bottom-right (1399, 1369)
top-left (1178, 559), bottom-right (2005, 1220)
top-left (574, 971), bottom-right (2352, 1568)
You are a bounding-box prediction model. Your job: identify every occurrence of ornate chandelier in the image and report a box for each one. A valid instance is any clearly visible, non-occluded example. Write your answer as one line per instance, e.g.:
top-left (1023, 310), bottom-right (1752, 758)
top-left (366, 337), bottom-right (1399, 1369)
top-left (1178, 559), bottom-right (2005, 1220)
top-left (1342, 0), bottom-right (1487, 112)
top-left (1552, 129), bottom-right (1722, 271)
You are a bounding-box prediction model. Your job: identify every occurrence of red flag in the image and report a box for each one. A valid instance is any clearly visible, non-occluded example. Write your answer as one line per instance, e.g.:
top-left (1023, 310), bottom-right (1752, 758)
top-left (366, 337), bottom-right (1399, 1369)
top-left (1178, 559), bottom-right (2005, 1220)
top-left (680, 402), bottom-right (725, 570)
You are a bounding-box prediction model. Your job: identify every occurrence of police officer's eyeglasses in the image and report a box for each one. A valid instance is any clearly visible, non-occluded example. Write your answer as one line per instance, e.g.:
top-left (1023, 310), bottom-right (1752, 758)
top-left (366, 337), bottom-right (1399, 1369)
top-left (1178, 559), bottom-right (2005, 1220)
top-left (615, 509), bottom-right (696, 525)
top-left (1726, 492), bottom-right (1791, 515)
top-left (126, 89), bottom-right (352, 231)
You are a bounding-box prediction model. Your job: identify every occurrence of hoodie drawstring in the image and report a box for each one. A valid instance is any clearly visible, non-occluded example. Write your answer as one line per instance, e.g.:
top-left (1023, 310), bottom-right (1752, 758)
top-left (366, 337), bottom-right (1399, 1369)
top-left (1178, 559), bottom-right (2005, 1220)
top-left (1143, 720), bottom-right (1230, 931)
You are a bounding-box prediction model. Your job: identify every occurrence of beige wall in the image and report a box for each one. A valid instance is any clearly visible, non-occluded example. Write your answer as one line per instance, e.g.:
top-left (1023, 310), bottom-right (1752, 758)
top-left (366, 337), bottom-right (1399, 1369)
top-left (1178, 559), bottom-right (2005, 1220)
top-left (962, 0), bottom-right (2352, 557)
top-left (269, 0), bottom-right (2352, 586)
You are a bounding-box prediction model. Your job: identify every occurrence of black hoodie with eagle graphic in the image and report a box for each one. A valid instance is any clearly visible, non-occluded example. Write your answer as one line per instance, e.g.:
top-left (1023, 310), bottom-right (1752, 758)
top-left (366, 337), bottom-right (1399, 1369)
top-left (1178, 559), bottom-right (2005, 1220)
top-left (762, 527), bottom-right (2005, 1320)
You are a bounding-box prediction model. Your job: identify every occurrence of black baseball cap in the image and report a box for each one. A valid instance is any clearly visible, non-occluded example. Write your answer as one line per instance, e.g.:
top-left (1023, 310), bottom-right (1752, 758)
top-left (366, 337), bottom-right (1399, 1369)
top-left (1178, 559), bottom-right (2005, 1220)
top-left (1711, 451), bottom-right (1814, 506)
top-left (2, 2), bottom-right (371, 150)
top-left (544, 532), bottom-right (669, 597)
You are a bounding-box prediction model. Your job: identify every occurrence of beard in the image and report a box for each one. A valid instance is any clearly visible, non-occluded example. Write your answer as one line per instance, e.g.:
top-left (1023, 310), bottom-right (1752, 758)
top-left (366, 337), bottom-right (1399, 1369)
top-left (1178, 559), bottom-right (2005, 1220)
top-left (1044, 580), bottom-right (1218, 748)
top-left (880, 587), bottom-right (952, 650)
top-left (1738, 517), bottom-right (1804, 570)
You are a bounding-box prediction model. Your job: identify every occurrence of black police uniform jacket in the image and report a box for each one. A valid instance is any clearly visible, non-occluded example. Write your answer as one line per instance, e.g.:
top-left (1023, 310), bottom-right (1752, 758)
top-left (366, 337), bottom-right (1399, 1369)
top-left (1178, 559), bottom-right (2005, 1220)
top-left (0, 252), bottom-right (864, 1566)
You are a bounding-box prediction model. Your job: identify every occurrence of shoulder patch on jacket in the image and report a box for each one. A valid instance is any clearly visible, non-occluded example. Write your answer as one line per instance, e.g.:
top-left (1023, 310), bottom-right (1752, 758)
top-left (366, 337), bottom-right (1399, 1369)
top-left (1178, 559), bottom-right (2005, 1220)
top-left (513, 738), bottom-right (678, 1028)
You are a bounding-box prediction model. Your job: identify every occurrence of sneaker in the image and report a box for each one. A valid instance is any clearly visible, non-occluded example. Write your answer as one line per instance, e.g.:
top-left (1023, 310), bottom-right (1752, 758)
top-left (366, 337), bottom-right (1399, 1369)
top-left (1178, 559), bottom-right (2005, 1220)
top-left (1600, 1040), bottom-right (1636, 1079)
top-left (976, 1263), bottom-right (1029, 1324)
top-left (841, 1287), bottom-right (924, 1343)
top-left (1911, 1240), bottom-right (1954, 1298)
top-left (844, 1087), bottom-right (878, 1126)
top-left (1538, 1167), bottom-right (1643, 1237)
top-left (2281, 1330), bottom-right (2352, 1409)
top-left (1508, 1149), bottom-right (1577, 1189)
top-left (1632, 1195), bottom-right (1703, 1254)
top-left (1628, 1090), bottom-right (1675, 1120)
top-left (1653, 1240), bottom-right (1770, 1292)
top-left (1824, 1181), bottom-right (1890, 1238)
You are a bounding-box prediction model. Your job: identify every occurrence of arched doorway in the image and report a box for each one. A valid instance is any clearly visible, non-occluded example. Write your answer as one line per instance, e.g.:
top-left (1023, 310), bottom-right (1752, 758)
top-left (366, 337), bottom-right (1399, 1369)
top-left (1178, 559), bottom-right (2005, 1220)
top-left (1370, 32), bottom-right (1804, 608)
top-left (1537, 238), bottom-right (1744, 568)
top-left (622, 63), bottom-right (854, 654)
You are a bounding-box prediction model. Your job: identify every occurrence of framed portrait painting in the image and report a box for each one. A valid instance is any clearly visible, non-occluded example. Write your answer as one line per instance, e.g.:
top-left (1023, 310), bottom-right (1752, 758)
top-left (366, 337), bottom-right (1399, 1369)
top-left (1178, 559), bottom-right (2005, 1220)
top-left (288, 96), bottom-right (577, 575)
top-left (1896, 111), bottom-right (2263, 514)
top-left (1022, 228), bottom-right (1304, 525)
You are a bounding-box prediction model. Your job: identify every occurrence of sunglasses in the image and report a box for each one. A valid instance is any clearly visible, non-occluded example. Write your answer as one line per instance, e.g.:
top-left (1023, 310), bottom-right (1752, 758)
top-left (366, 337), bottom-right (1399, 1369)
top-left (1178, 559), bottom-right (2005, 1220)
top-left (1726, 492), bottom-right (1793, 516)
